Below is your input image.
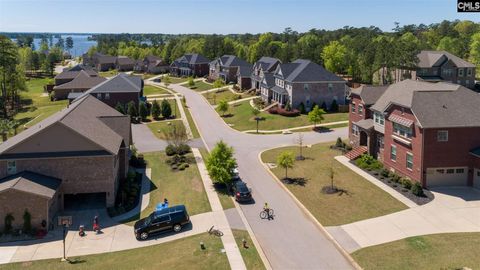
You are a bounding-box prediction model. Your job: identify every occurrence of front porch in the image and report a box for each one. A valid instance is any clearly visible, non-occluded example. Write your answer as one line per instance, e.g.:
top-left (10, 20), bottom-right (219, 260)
top-left (350, 119), bottom-right (384, 160)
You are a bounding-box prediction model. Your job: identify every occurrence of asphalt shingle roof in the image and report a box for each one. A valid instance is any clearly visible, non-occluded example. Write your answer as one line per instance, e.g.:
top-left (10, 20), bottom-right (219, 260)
top-left (350, 85), bottom-right (389, 105)
top-left (53, 71), bottom-right (106, 90)
top-left (85, 73), bottom-right (142, 94)
top-left (55, 65), bottom-right (98, 80)
top-left (277, 59), bottom-right (344, 82)
top-left (417, 50), bottom-right (475, 68)
top-left (254, 57), bottom-right (281, 72)
top-left (116, 56), bottom-right (135, 66)
top-left (237, 64), bottom-right (253, 77)
top-left (0, 171), bottom-right (61, 198)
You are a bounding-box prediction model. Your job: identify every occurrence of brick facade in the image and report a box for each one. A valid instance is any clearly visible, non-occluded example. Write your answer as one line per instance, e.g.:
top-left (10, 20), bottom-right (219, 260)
top-left (288, 82), bottom-right (346, 109)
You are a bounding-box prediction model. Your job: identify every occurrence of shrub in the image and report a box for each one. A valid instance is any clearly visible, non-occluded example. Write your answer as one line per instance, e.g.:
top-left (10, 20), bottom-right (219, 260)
top-left (401, 178), bottom-right (412, 189)
top-left (335, 137), bottom-right (345, 148)
top-left (391, 173), bottom-right (401, 183)
top-left (268, 107), bottom-right (278, 114)
top-left (381, 168), bottom-right (390, 177)
top-left (285, 103), bottom-right (292, 111)
top-left (321, 101), bottom-right (327, 111)
top-left (23, 210), bottom-right (32, 234)
top-left (298, 102), bottom-right (306, 114)
top-left (4, 213), bottom-right (14, 234)
top-left (345, 144), bottom-right (353, 151)
top-left (277, 107), bottom-right (300, 117)
top-left (330, 99), bottom-right (339, 112)
top-left (411, 182), bottom-right (425, 197)
top-left (171, 164), bottom-right (178, 170)
top-left (177, 143), bottom-right (191, 155)
top-left (166, 144), bottom-right (176, 156)
top-left (356, 154), bottom-right (383, 170)
top-left (178, 163), bottom-right (187, 170)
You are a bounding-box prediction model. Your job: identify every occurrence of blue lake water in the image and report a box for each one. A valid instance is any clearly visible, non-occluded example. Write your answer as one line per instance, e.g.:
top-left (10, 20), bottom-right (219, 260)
top-left (13, 34), bottom-right (97, 57)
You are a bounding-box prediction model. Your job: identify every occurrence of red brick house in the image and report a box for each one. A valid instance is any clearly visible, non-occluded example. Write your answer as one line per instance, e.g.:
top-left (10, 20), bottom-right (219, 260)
top-left (170, 53), bottom-right (210, 77)
top-left (348, 79), bottom-right (480, 188)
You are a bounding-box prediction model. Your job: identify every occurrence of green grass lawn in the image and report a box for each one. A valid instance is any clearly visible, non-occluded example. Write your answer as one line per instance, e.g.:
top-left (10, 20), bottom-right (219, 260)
top-left (143, 85), bottom-right (172, 96)
top-left (219, 100), bottom-right (348, 131)
top-left (352, 233), bottom-right (480, 270)
top-left (261, 142), bottom-right (407, 226)
top-left (3, 233), bottom-right (228, 270)
top-left (204, 88), bottom-right (241, 105)
top-left (183, 81), bottom-right (215, 91)
top-left (182, 100), bottom-right (200, 139)
top-left (145, 99), bottom-right (180, 121)
top-left (147, 120), bottom-right (186, 141)
top-left (98, 70), bottom-right (119, 77)
top-left (232, 230), bottom-right (266, 270)
top-left (168, 76), bottom-right (188, 84)
top-left (124, 151), bottom-right (211, 225)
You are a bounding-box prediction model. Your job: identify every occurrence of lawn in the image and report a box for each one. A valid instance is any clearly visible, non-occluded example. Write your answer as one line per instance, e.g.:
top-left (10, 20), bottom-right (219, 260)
top-left (145, 99), bottom-right (180, 121)
top-left (143, 85), bottom-right (172, 96)
top-left (147, 120), bottom-right (186, 141)
top-left (168, 76), bottom-right (188, 84)
top-left (182, 100), bottom-right (200, 139)
top-left (352, 233), bottom-right (480, 270)
top-left (219, 100), bottom-right (348, 131)
top-left (232, 230), bottom-right (266, 270)
top-left (98, 70), bottom-right (119, 77)
top-left (123, 151), bottom-right (211, 226)
top-left (204, 88), bottom-right (241, 105)
top-left (183, 81), bottom-right (215, 91)
top-left (261, 142), bottom-right (407, 226)
top-left (3, 233), bottom-right (228, 270)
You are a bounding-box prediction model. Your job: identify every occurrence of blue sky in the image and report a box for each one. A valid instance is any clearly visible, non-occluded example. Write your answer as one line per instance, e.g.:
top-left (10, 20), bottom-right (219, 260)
top-left (0, 0), bottom-right (478, 34)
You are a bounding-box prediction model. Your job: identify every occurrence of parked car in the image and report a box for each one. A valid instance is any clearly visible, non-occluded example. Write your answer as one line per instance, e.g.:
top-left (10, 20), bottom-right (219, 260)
top-left (153, 78), bottom-right (161, 83)
top-left (232, 181), bottom-right (252, 202)
top-left (134, 205), bottom-right (190, 240)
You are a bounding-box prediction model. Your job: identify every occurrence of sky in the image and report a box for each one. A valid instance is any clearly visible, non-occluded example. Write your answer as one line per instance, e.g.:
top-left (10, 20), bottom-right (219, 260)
top-left (0, 0), bottom-right (479, 34)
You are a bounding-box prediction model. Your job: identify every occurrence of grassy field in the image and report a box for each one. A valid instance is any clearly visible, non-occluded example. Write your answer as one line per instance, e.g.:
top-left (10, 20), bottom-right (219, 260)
top-left (98, 70), bottom-right (119, 77)
top-left (261, 142), bottom-right (407, 226)
top-left (168, 77), bottom-right (188, 84)
top-left (204, 88), bottom-right (241, 105)
top-left (182, 100), bottom-right (200, 138)
top-left (232, 230), bottom-right (266, 270)
top-left (183, 81), bottom-right (215, 91)
top-left (143, 85), bottom-right (172, 96)
top-left (147, 120), bottom-right (186, 141)
top-left (352, 233), bottom-right (480, 270)
top-left (14, 77), bottom-right (68, 135)
top-left (123, 151), bottom-right (210, 226)
top-left (2, 233), bottom-right (228, 270)
top-left (219, 100), bottom-right (348, 132)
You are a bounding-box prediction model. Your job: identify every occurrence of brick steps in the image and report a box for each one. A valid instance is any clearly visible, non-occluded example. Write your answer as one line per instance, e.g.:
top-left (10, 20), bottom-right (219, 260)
top-left (345, 146), bottom-right (368, 160)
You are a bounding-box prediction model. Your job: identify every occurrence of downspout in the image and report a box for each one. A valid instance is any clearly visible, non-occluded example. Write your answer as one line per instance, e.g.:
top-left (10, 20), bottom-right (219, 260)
top-left (421, 128), bottom-right (425, 187)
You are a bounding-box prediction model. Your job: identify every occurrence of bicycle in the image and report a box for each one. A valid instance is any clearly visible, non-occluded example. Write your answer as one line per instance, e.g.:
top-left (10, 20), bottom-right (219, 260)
top-left (259, 208), bottom-right (274, 219)
top-left (208, 226), bottom-right (224, 237)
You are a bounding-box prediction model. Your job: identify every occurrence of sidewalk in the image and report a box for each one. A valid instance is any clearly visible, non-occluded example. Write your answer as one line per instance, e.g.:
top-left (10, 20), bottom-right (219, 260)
top-left (212, 96), bottom-right (258, 108)
top-left (243, 120), bottom-right (349, 134)
top-left (192, 148), bottom-right (247, 270)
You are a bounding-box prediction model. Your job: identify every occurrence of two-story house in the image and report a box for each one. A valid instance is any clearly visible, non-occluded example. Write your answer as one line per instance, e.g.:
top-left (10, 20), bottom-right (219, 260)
top-left (54, 64), bottom-right (99, 86)
top-left (170, 53), bottom-right (210, 77)
top-left (53, 70), bottom-right (106, 100)
top-left (251, 57), bottom-right (281, 91)
top-left (116, 56), bottom-right (135, 71)
top-left (0, 94), bottom-right (131, 231)
top-left (349, 79), bottom-right (480, 188)
top-left (264, 59), bottom-right (348, 110)
top-left (209, 55), bottom-right (251, 84)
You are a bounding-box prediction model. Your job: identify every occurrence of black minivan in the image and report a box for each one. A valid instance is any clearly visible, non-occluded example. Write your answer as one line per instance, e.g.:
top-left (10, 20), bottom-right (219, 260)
top-left (134, 205), bottom-right (190, 240)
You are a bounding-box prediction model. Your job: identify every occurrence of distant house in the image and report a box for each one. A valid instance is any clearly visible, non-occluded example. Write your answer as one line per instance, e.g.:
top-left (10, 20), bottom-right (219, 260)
top-left (209, 55), bottom-right (251, 84)
top-left (74, 73), bottom-right (144, 108)
top-left (54, 64), bottom-right (98, 86)
top-left (170, 53), bottom-right (210, 77)
top-left (53, 70), bottom-right (106, 100)
top-left (82, 52), bottom-right (104, 67)
top-left (348, 79), bottom-right (480, 188)
top-left (252, 57), bottom-right (281, 91)
top-left (0, 94), bottom-right (131, 231)
top-left (96, 55), bottom-right (117, 72)
top-left (115, 56), bottom-right (135, 71)
top-left (263, 59), bottom-right (348, 110)
top-left (236, 65), bottom-right (253, 90)
top-left (134, 55), bottom-right (169, 74)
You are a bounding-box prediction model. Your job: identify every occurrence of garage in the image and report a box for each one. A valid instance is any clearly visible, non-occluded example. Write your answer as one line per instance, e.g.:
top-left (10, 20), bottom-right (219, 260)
top-left (474, 169), bottom-right (480, 189)
top-left (64, 192), bottom-right (106, 210)
top-left (426, 167), bottom-right (468, 187)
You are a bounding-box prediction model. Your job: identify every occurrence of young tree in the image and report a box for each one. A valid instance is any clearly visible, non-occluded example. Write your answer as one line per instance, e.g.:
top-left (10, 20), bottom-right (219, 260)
top-left (165, 123), bottom-right (188, 147)
top-left (139, 102), bottom-right (149, 121)
top-left (217, 99), bottom-right (229, 116)
top-left (308, 105), bottom-right (325, 128)
top-left (213, 78), bottom-right (225, 89)
top-left (251, 107), bottom-right (261, 133)
top-left (296, 133), bottom-right (305, 160)
top-left (328, 167), bottom-right (336, 190)
top-left (161, 99), bottom-right (172, 118)
top-left (206, 141), bottom-right (237, 186)
top-left (65, 36), bottom-right (74, 52)
top-left (163, 74), bottom-right (171, 87)
top-left (115, 102), bottom-right (125, 114)
top-left (127, 101), bottom-right (138, 120)
top-left (151, 100), bottom-right (161, 119)
top-left (187, 76), bottom-right (195, 88)
top-left (277, 151), bottom-right (295, 179)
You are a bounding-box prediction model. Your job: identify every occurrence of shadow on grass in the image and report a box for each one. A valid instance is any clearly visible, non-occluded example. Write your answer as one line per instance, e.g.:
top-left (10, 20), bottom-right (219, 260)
top-left (222, 113), bottom-right (234, 118)
top-left (281, 177), bottom-right (308, 186)
top-left (213, 182), bottom-right (231, 196)
top-left (312, 127), bottom-right (333, 133)
top-left (68, 259), bottom-right (87, 265)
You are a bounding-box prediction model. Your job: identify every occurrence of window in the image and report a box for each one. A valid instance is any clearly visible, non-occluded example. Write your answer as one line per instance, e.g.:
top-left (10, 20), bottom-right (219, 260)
top-left (374, 112), bottom-right (385, 125)
top-left (377, 136), bottom-right (384, 149)
top-left (352, 124), bottom-right (359, 136)
top-left (456, 168), bottom-right (465, 174)
top-left (446, 169), bottom-right (455, 174)
top-left (328, 83), bottom-right (333, 91)
top-left (436, 169), bottom-right (445, 174)
top-left (393, 123), bottom-right (412, 138)
top-left (442, 69), bottom-right (452, 76)
top-left (433, 69), bottom-right (438, 76)
top-left (105, 93), bottom-right (110, 100)
top-left (7, 161), bottom-right (16, 175)
top-left (97, 93), bottom-right (102, 99)
top-left (304, 84), bottom-right (309, 91)
top-left (406, 153), bottom-right (413, 170)
top-left (358, 105), bottom-right (363, 115)
top-left (390, 145), bottom-right (397, 161)
top-left (437, 130), bottom-right (448, 142)
top-left (467, 69), bottom-right (472, 76)
top-left (458, 69), bottom-right (464, 77)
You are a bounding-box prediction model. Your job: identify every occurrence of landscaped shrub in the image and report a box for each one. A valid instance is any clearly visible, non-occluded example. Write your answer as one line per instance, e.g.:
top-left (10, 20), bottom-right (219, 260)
top-left (277, 107), bottom-right (300, 117)
top-left (298, 102), bottom-right (306, 114)
top-left (345, 144), bottom-right (353, 151)
top-left (171, 164), bottom-right (178, 170)
top-left (391, 173), bottom-right (401, 183)
top-left (321, 101), bottom-right (327, 111)
top-left (285, 103), bottom-right (292, 111)
top-left (268, 107), bottom-right (278, 114)
top-left (401, 178), bottom-right (412, 189)
top-left (411, 182), bottom-right (425, 197)
top-left (4, 213), bottom-right (14, 234)
top-left (356, 154), bottom-right (383, 170)
top-left (166, 144), bottom-right (176, 156)
top-left (381, 168), bottom-right (390, 178)
top-left (177, 143), bottom-right (191, 155)
top-left (330, 99), bottom-right (339, 112)
top-left (23, 210), bottom-right (32, 234)
top-left (178, 163), bottom-right (187, 170)
top-left (335, 137), bottom-right (345, 148)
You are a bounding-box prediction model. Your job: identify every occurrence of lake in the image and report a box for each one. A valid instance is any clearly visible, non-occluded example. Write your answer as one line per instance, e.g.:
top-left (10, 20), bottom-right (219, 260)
top-left (13, 34), bottom-right (97, 57)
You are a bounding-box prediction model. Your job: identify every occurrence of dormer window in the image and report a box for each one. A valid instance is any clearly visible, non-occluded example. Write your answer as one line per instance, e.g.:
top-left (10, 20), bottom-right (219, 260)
top-left (304, 84), bottom-right (309, 91)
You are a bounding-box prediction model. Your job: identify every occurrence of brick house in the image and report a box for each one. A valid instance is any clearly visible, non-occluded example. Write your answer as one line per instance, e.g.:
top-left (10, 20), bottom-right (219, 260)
top-left (170, 53), bottom-right (210, 77)
top-left (236, 65), bottom-right (253, 90)
top-left (251, 57), bottom-right (281, 91)
top-left (96, 55), bottom-right (117, 72)
top-left (53, 70), bottom-right (106, 100)
top-left (115, 56), bottom-right (135, 71)
top-left (209, 55), bottom-right (251, 84)
top-left (264, 59), bottom-right (348, 110)
top-left (0, 95), bottom-right (131, 231)
top-left (348, 79), bottom-right (480, 188)
top-left (140, 55), bottom-right (170, 74)
top-left (54, 64), bottom-right (99, 86)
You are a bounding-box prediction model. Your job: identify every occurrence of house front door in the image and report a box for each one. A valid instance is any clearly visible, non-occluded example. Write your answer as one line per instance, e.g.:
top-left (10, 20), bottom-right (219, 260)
top-left (359, 131), bottom-right (368, 146)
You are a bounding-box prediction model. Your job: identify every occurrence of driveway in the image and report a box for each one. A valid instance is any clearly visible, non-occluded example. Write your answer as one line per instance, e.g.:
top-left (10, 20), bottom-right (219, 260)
top-left (169, 83), bottom-right (353, 269)
top-left (132, 123), bottom-right (168, 153)
top-left (327, 186), bottom-right (480, 253)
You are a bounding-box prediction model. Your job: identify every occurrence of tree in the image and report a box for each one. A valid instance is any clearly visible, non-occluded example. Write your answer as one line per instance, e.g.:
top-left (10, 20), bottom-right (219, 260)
top-left (165, 123), bottom-right (188, 147)
top-left (56, 38), bottom-right (65, 50)
top-left (0, 36), bottom-right (20, 118)
top-left (127, 101), bottom-right (138, 120)
top-left (115, 102), bottom-right (125, 114)
top-left (213, 78), bottom-right (225, 89)
top-left (187, 76), bottom-right (195, 87)
top-left (330, 99), bottom-right (339, 112)
top-left (217, 99), bottom-right (229, 116)
top-left (469, 33), bottom-right (480, 77)
top-left (163, 74), bottom-right (171, 87)
top-left (151, 100), bottom-right (161, 119)
top-left (328, 167), bottom-right (336, 190)
top-left (307, 105), bottom-right (325, 128)
top-left (0, 119), bottom-right (17, 141)
top-left (139, 101), bottom-right (149, 121)
top-left (436, 37), bottom-right (463, 57)
top-left (161, 99), bottom-right (172, 118)
top-left (277, 151), bottom-right (295, 179)
top-left (65, 36), bottom-right (74, 52)
top-left (296, 133), bottom-right (305, 160)
top-left (321, 40), bottom-right (348, 74)
top-left (23, 209), bottom-right (32, 233)
top-left (206, 141), bottom-right (237, 186)
top-left (251, 107), bottom-right (261, 133)
top-left (4, 213), bottom-right (14, 234)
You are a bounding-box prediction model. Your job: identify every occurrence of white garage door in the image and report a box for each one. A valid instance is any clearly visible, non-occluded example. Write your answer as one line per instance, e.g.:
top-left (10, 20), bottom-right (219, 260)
top-left (474, 169), bottom-right (480, 189)
top-left (426, 167), bottom-right (468, 187)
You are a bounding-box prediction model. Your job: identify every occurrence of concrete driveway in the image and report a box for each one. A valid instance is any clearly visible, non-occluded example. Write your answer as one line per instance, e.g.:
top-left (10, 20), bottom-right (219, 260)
top-left (327, 186), bottom-right (480, 253)
top-left (132, 123), bottom-right (168, 153)
top-left (169, 83), bottom-right (354, 269)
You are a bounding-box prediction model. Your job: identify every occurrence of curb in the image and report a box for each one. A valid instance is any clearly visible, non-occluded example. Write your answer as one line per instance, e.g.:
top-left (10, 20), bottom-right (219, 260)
top-left (257, 149), bottom-right (363, 270)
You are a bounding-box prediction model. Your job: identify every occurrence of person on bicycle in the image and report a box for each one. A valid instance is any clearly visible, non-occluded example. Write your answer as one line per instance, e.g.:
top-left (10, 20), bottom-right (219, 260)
top-left (263, 202), bottom-right (272, 220)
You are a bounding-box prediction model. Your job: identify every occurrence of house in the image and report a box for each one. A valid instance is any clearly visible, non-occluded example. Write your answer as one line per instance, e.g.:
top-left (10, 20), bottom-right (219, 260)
top-left (53, 70), bottom-right (106, 100)
top-left (0, 94), bottom-right (131, 231)
top-left (115, 56), bottom-right (135, 71)
top-left (96, 55), bottom-right (117, 72)
top-left (209, 55), bottom-right (251, 83)
top-left (263, 59), bottom-right (348, 110)
top-left (348, 79), bottom-right (480, 188)
top-left (54, 64), bottom-right (98, 86)
top-left (376, 50), bottom-right (476, 90)
top-left (170, 53), bottom-right (210, 77)
top-left (82, 52), bottom-right (105, 67)
top-left (251, 57), bottom-right (281, 91)
top-left (74, 73), bottom-right (144, 109)
top-left (143, 55), bottom-right (169, 74)
top-left (236, 64), bottom-right (253, 90)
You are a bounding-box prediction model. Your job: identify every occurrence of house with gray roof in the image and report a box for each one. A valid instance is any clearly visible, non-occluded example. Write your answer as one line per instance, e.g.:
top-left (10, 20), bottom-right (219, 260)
top-left (170, 53), bottom-right (210, 77)
top-left (264, 59), bottom-right (348, 110)
top-left (0, 94), bottom-right (131, 231)
top-left (348, 79), bottom-right (480, 188)
top-left (53, 70), bottom-right (107, 100)
top-left (96, 55), bottom-right (117, 72)
top-left (236, 64), bottom-right (253, 90)
top-left (115, 56), bottom-right (135, 71)
top-left (54, 64), bottom-right (99, 86)
top-left (252, 57), bottom-right (281, 91)
top-left (209, 55), bottom-right (251, 84)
